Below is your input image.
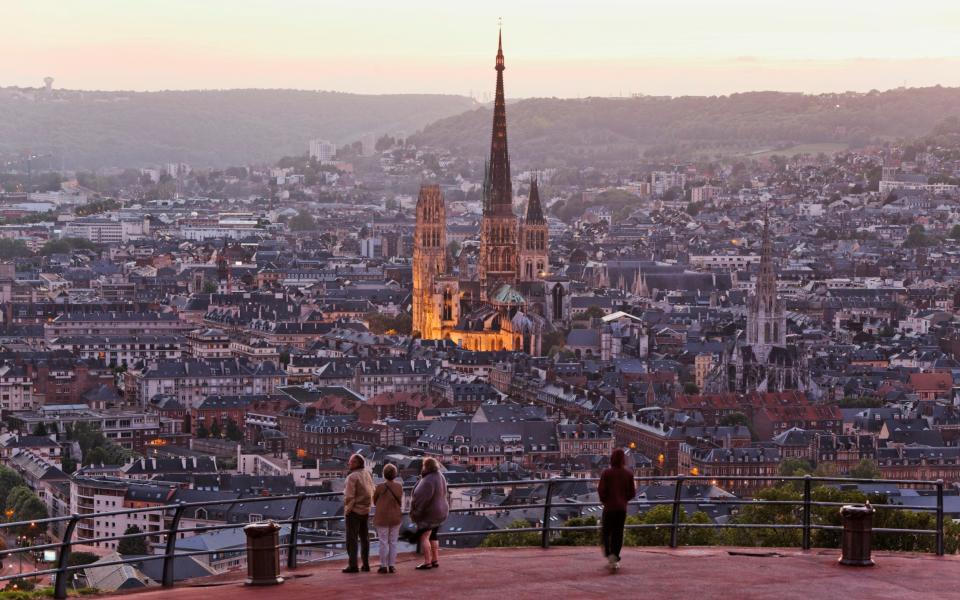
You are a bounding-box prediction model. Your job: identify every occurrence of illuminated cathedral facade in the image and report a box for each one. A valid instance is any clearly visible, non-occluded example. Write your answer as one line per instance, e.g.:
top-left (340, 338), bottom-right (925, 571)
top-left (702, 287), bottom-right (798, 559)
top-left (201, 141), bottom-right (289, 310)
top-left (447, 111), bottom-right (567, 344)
top-left (412, 32), bottom-right (568, 355)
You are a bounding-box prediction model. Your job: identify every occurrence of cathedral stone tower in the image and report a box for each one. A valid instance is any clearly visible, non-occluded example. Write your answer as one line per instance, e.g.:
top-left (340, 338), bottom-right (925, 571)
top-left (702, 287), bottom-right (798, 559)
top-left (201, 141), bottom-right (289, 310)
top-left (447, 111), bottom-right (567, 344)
top-left (519, 177), bottom-right (548, 281)
top-left (745, 205), bottom-right (786, 363)
top-left (478, 31), bottom-right (519, 298)
top-left (412, 184), bottom-right (447, 339)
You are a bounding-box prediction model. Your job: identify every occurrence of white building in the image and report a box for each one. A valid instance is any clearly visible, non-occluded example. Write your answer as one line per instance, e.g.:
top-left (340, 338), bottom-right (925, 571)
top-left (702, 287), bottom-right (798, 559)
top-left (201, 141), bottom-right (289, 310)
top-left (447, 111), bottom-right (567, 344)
top-left (651, 171), bottom-right (687, 196)
top-left (62, 217), bottom-right (149, 244)
top-left (309, 139), bottom-right (336, 162)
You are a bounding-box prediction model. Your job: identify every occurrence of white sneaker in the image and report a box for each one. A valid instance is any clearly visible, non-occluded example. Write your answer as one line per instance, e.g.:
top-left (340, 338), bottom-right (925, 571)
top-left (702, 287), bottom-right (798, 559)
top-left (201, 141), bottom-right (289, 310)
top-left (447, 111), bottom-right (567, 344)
top-left (607, 555), bottom-right (617, 573)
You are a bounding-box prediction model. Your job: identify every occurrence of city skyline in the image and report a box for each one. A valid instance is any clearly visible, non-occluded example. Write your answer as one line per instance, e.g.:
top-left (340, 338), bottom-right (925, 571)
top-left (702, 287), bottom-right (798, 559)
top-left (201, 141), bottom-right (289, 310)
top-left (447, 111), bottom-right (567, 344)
top-left (5, 0), bottom-right (960, 97)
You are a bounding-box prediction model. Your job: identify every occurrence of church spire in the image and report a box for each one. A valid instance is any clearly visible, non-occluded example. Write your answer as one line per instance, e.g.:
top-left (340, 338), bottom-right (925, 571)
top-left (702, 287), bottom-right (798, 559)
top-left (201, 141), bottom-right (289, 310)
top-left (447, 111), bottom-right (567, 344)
top-left (486, 28), bottom-right (512, 217)
top-left (524, 176), bottom-right (545, 224)
top-left (756, 203), bottom-right (776, 305)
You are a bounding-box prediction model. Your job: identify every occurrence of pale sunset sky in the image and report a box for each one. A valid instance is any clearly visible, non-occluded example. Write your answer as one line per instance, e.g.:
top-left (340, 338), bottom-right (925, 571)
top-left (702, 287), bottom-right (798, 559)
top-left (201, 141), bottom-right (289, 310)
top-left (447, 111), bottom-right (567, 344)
top-left (5, 0), bottom-right (960, 97)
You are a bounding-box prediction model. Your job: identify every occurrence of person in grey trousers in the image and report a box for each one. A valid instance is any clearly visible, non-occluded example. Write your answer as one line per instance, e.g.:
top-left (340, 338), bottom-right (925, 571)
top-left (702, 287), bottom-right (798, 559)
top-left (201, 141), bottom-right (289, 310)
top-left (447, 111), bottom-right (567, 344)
top-left (373, 463), bottom-right (403, 574)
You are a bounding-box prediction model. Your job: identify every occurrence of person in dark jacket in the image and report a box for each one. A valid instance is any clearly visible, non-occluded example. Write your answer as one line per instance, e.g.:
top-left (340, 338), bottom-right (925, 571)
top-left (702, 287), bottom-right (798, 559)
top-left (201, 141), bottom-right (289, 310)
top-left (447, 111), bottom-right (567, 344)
top-left (409, 457), bottom-right (448, 570)
top-left (597, 448), bottom-right (636, 573)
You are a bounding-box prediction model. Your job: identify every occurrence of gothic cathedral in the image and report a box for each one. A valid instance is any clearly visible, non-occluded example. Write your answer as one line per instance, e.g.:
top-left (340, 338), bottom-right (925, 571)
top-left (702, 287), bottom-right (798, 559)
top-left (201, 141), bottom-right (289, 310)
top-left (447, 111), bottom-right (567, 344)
top-left (412, 31), bottom-right (568, 355)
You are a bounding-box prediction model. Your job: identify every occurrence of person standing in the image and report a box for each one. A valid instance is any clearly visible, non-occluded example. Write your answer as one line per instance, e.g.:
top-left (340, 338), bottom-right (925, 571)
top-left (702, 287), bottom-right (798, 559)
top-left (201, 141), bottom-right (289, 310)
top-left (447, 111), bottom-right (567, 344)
top-left (597, 448), bottom-right (636, 573)
top-left (409, 457), bottom-right (448, 570)
top-left (373, 463), bottom-right (404, 574)
top-left (343, 453), bottom-right (375, 573)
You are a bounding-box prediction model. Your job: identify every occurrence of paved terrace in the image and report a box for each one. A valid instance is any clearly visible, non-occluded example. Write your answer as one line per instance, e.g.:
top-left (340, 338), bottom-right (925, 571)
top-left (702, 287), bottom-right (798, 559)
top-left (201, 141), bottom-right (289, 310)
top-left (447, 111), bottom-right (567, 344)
top-left (107, 546), bottom-right (960, 600)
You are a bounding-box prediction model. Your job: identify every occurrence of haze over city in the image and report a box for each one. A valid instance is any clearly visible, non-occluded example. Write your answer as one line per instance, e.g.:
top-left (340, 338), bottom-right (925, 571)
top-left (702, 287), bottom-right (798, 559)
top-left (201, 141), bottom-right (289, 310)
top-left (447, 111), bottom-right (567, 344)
top-left (6, 0), bottom-right (960, 97)
top-left (2, 3), bottom-right (960, 600)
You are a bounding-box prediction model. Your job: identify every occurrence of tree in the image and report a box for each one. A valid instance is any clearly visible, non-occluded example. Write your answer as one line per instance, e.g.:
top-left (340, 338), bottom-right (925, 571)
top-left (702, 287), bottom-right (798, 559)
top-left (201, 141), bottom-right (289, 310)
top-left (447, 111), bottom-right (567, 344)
top-left (721, 485), bottom-right (802, 548)
top-left (951, 224), bottom-right (960, 240)
top-left (553, 516), bottom-right (599, 546)
top-left (195, 422), bottom-right (209, 439)
top-left (848, 459), bottom-right (881, 480)
top-left (683, 382), bottom-right (699, 395)
top-left (40, 237), bottom-right (98, 256)
top-left (31, 423), bottom-right (47, 436)
top-left (364, 311), bottom-right (412, 335)
top-left (6, 486), bottom-right (33, 516)
top-left (117, 525), bottom-right (148, 555)
top-left (541, 330), bottom-right (567, 356)
top-left (66, 422), bottom-right (135, 465)
top-left (289, 211), bottom-right (316, 231)
top-left (10, 491), bottom-right (48, 535)
top-left (903, 224), bottom-right (934, 248)
top-left (719, 412), bottom-right (758, 442)
top-left (67, 552), bottom-right (100, 567)
top-left (625, 505), bottom-right (716, 547)
top-left (209, 420), bottom-right (222, 439)
top-left (0, 239), bottom-right (31, 260)
top-left (225, 418), bottom-right (243, 442)
top-left (582, 306), bottom-right (606, 321)
top-left (481, 520), bottom-right (540, 547)
top-left (0, 467), bottom-right (26, 511)
top-left (779, 458), bottom-right (814, 477)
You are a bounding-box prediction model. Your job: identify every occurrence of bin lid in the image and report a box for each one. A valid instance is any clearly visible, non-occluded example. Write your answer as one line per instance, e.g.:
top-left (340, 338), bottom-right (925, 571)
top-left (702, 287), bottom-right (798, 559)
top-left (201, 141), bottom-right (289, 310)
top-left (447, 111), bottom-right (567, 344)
top-left (840, 504), bottom-right (875, 516)
top-left (243, 520), bottom-right (282, 534)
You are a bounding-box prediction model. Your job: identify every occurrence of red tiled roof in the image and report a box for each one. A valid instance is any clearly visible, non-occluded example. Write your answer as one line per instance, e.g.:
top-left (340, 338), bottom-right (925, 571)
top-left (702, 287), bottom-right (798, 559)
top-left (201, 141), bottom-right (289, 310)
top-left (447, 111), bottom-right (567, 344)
top-left (909, 372), bottom-right (952, 392)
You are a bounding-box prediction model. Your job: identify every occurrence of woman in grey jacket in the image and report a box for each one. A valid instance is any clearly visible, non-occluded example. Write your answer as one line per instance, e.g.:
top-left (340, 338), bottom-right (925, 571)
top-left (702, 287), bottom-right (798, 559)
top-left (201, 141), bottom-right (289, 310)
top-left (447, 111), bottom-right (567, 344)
top-left (409, 457), bottom-right (448, 570)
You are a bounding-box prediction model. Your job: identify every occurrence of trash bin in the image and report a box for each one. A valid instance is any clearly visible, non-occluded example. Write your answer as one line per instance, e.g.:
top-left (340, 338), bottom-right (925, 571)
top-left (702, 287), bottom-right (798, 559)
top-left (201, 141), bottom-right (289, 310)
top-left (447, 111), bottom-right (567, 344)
top-left (244, 521), bottom-right (284, 585)
top-left (839, 503), bottom-right (875, 567)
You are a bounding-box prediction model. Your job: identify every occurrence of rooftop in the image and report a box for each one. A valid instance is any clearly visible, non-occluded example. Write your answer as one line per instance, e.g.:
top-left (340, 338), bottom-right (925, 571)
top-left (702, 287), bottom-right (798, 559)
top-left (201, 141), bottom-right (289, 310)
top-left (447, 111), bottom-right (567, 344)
top-left (102, 546), bottom-right (959, 600)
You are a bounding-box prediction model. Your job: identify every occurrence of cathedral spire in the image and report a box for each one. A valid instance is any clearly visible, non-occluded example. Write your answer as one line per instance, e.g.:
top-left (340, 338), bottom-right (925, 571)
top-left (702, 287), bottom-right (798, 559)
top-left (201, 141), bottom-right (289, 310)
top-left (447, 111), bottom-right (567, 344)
top-left (486, 28), bottom-right (512, 217)
top-left (524, 176), bottom-right (545, 224)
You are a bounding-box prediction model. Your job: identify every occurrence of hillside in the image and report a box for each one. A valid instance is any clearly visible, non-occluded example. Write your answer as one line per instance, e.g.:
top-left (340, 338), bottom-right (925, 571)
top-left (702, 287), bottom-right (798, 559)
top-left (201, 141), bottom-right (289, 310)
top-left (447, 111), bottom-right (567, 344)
top-left (410, 87), bottom-right (960, 166)
top-left (0, 88), bottom-right (476, 168)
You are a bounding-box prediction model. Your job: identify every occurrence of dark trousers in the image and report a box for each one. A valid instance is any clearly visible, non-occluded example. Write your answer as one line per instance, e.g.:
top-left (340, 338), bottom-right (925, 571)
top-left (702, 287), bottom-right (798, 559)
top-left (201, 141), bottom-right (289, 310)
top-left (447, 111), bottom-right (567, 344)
top-left (601, 509), bottom-right (626, 560)
top-left (346, 512), bottom-right (370, 568)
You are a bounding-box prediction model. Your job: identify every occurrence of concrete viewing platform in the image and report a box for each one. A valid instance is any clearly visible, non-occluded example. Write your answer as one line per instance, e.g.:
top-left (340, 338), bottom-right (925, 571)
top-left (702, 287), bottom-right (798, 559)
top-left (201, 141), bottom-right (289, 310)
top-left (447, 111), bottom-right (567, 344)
top-left (107, 546), bottom-right (960, 600)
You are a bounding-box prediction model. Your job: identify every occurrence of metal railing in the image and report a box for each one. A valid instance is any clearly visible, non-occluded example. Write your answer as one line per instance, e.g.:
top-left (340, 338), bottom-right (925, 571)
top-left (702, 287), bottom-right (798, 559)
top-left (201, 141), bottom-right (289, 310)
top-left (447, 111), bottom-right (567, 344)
top-left (0, 475), bottom-right (949, 598)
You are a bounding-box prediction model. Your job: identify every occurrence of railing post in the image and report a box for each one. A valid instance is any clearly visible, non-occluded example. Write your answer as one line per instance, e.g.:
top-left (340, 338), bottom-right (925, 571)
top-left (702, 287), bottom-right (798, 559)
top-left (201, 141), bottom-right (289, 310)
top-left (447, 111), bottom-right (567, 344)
top-left (936, 479), bottom-right (945, 557)
top-left (541, 481), bottom-right (554, 549)
top-left (53, 514), bottom-right (80, 600)
top-left (287, 493), bottom-right (306, 569)
top-left (802, 475), bottom-right (812, 551)
top-left (669, 476), bottom-right (684, 549)
top-left (163, 504), bottom-right (186, 588)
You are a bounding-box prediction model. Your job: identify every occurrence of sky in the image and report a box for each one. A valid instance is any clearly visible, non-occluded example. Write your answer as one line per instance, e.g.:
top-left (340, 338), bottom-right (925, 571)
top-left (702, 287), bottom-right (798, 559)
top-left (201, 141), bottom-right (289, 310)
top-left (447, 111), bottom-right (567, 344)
top-left (5, 0), bottom-right (960, 98)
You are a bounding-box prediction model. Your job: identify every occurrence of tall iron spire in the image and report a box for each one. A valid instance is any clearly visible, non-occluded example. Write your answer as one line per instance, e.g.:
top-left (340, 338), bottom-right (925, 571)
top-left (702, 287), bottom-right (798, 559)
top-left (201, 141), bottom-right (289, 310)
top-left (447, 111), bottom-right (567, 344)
top-left (486, 28), bottom-right (512, 217)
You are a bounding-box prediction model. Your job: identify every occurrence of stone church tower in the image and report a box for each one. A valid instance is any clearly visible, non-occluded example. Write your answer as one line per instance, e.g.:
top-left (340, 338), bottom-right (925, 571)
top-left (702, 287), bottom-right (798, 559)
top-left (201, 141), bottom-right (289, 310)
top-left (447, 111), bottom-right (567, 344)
top-left (519, 177), bottom-right (548, 282)
top-left (412, 184), bottom-right (446, 339)
top-left (478, 31), bottom-right (519, 299)
top-left (745, 205), bottom-right (786, 363)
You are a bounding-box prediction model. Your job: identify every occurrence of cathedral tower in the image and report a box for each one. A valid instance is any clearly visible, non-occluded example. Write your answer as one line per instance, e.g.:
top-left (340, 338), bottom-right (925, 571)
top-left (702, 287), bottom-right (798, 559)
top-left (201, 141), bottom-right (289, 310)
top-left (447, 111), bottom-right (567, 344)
top-left (745, 204), bottom-right (786, 361)
top-left (412, 184), bottom-right (447, 339)
top-left (478, 30), bottom-right (519, 298)
top-left (519, 177), bottom-right (548, 281)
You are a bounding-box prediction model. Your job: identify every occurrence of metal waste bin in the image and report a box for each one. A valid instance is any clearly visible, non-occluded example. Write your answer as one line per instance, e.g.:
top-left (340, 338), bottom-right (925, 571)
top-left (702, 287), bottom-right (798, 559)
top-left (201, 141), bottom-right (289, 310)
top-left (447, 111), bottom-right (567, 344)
top-left (839, 503), bottom-right (875, 567)
top-left (244, 521), bottom-right (284, 585)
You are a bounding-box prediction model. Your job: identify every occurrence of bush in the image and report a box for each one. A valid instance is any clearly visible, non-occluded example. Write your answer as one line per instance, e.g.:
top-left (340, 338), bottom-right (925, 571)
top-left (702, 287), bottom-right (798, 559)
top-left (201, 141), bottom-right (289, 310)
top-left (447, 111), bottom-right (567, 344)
top-left (553, 516), bottom-right (599, 546)
top-left (481, 519), bottom-right (540, 548)
top-left (625, 505), bottom-right (717, 547)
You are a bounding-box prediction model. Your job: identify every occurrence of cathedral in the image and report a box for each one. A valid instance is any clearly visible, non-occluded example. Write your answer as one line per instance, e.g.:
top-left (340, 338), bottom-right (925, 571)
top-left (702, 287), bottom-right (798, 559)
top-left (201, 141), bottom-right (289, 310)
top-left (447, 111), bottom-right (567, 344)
top-left (707, 207), bottom-right (810, 393)
top-left (412, 32), bottom-right (569, 355)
